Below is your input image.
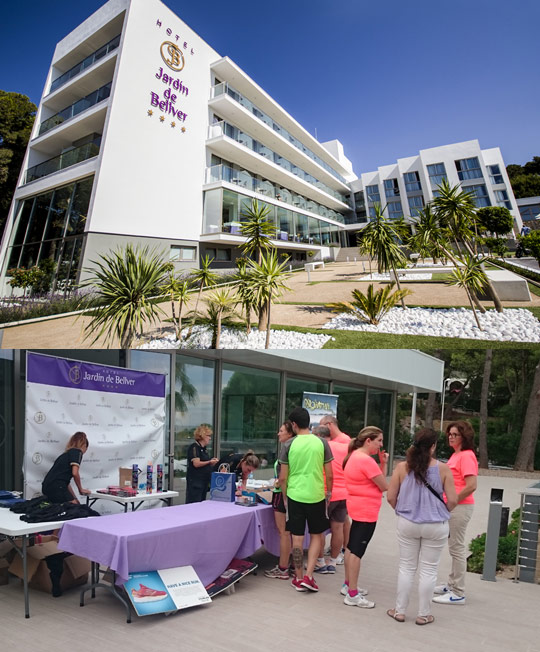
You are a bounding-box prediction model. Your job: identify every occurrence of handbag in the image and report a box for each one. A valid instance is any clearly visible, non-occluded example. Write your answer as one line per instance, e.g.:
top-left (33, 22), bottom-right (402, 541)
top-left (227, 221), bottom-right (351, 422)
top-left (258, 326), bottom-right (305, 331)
top-left (210, 470), bottom-right (235, 502)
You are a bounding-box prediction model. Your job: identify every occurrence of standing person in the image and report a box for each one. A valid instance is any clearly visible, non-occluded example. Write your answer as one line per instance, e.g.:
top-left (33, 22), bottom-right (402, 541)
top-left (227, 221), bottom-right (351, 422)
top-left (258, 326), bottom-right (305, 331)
top-left (387, 428), bottom-right (457, 625)
top-left (265, 421), bottom-right (295, 580)
top-left (342, 426), bottom-right (388, 608)
top-left (42, 432), bottom-right (91, 504)
top-left (185, 424), bottom-right (219, 504)
top-left (433, 421), bottom-right (478, 606)
top-left (279, 407), bottom-right (333, 593)
top-left (319, 415), bottom-right (351, 444)
top-left (218, 450), bottom-right (260, 487)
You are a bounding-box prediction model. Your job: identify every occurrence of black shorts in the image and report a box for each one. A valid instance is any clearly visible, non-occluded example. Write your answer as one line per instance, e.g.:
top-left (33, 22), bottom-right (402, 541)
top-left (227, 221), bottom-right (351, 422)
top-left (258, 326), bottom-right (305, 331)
top-left (347, 521), bottom-right (377, 558)
top-left (328, 499), bottom-right (347, 523)
top-left (286, 497), bottom-right (329, 536)
top-left (272, 491), bottom-right (286, 514)
top-left (42, 481), bottom-right (72, 504)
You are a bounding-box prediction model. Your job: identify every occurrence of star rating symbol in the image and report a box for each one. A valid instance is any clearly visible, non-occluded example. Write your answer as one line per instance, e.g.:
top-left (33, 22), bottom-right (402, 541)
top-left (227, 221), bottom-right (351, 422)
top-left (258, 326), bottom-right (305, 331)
top-left (159, 116), bottom-right (165, 122)
top-left (171, 121), bottom-right (176, 128)
top-left (147, 109), bottom-right (153, 116)
top-left (181, 127), bottom-right (186, 133)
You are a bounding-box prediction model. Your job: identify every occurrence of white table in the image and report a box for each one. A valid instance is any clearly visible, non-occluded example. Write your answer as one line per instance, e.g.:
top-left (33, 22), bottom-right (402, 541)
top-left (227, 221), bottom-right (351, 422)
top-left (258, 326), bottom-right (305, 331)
top-left (0, 508), bottom-right (66, 618)
top-left (86, 490), bottom-right (178, 513)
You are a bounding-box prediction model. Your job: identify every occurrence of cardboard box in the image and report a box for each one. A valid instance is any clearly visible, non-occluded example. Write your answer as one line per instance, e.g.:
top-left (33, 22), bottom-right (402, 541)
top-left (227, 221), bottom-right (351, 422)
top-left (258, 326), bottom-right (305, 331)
top-left (119, 467), bottom-right (132, 488)
top-left (8, 539), bottom-right (91, 594)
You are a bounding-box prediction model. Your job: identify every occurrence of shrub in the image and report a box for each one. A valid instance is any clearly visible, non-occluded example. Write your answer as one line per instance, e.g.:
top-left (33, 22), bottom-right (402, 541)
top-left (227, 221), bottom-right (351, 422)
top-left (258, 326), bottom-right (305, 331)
top-left (326, 282), bottom-right (412, 325)
top-left (521, 231), bottom-right (540, 265)
top-left (467, 508), bottom-right (521, 573)
top-left (482, 237), bottom-right (507, 258)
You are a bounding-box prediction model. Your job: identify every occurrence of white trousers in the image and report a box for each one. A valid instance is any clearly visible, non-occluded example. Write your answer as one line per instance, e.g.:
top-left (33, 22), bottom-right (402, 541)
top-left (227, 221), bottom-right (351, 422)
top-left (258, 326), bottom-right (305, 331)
top-left (395, 516), bottom-right (449, 617)
top-left (447, 503), bottom-right (474, 597)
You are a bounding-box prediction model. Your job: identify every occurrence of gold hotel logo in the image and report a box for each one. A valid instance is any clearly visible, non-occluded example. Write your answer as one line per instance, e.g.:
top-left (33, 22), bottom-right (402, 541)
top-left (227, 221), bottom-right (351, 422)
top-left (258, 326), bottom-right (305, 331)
top-left (161, 41), bottom-right (184, 72)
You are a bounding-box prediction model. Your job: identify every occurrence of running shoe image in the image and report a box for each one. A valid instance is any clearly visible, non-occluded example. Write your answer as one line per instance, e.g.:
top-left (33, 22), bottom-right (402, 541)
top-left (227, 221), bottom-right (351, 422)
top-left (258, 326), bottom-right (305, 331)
top-left (130, 584), bottom-right (168, 602)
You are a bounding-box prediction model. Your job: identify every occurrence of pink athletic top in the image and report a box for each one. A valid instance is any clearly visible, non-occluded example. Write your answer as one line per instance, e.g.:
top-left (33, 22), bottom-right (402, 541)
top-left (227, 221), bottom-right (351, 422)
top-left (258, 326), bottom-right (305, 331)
top-left (344, 451), bottom-right (383, 522)
top-left (447, 449), bottom-right (478, 505)
top-left (328, 440), bottom-right (348, 501)
top-left (334, 432), bottom-right (351, 444)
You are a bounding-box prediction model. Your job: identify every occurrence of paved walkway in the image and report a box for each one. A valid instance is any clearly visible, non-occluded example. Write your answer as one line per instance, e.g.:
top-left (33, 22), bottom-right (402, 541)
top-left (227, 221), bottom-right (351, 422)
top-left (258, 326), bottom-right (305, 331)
top-left (1, 262), bottom-right (539, 348)
top-left (1, 473), bottom-right (538, 650)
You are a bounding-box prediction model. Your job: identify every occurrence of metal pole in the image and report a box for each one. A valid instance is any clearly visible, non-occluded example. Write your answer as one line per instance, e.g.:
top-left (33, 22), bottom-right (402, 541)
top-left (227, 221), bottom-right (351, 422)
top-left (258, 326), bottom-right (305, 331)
top-left (440, 380), bottom-right (446, 433)
top-left (410, 391), bottom-right (417, 435)
top-left (482, 488), bottom-right (503, 581)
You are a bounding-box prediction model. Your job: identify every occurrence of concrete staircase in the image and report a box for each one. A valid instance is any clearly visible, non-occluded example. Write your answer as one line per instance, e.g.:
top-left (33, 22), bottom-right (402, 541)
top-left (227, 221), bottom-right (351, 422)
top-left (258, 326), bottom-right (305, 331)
top-left (335, 247), bottom-right (366, 262)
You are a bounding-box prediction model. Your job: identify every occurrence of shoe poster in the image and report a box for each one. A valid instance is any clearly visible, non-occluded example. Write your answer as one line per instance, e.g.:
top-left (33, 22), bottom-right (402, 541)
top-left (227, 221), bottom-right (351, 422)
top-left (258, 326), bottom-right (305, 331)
top-left (125, 566), bottom-right (211, 616)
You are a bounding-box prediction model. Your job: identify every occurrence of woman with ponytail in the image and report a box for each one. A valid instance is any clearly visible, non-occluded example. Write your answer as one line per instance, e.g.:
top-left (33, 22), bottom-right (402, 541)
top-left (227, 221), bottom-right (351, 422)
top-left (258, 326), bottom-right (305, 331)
top-left (386, 428), bottom-right (457, 626)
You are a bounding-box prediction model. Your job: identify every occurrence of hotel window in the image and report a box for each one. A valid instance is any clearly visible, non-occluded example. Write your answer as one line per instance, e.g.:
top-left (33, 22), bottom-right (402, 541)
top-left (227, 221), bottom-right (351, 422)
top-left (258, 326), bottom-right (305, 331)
top-left (387, 201), bottom-right (403, 219)
top-left (404, 171), bottom-right (422, 192)
top-left (408, 195), bottom-right (424, 217)
top-left (455, 157), bottom-right (483, 181)
top-left (366, 185), bottom-right (380, 203)
top-left (368, 206), bottom-right (377, 218)
top-left (384, 178), bottom-right (400, 198)
top-left (488, 164), bottom-right (504, 185)
top-left (170, 246), bottom-right (196, 261)
top-left (495, 190), bottom-right (512, 210)
top-left (206, 248), bottom-right (232, 261)
top-left (466, 184), bottom-right (491, 208)
top-left (427, 163), bottom-right (447, 188)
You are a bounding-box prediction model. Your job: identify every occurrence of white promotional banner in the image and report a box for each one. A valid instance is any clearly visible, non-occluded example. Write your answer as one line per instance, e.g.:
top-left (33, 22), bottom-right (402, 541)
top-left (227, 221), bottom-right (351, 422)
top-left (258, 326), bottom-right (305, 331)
top-left (25, 352), bottom-right (167, 514)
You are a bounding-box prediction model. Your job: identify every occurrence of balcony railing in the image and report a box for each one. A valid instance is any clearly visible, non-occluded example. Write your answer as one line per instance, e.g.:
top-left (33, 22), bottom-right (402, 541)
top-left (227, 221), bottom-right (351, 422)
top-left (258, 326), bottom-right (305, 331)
top-left (49, 35), bottom-right (120, 94)
top-left (26, 137), bottom-right (101, 183)
top-left (39, 82), bottom-right (112, 136)
top-left (211, 82), bottom-right (347, 185)
top-left (208, 121), bottom-right (348, 205)
top-left (206, 164), bottom-right (345, 223)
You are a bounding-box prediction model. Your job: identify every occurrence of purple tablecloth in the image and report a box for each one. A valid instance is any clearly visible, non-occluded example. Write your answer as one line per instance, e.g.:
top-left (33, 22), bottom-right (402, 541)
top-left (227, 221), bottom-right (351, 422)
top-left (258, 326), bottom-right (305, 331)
top-left (58, 501), bottom-right (277, 586)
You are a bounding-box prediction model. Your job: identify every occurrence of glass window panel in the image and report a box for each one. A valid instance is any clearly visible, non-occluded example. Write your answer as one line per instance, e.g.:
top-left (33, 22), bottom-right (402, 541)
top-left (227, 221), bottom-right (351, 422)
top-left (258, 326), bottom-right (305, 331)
top-left (203, 187), bottom-right (223, 233)
top-left (43, 185), bottom-right (73, 241)
top-left (366, 389), bottom-right (393, 444)
top-left (308, 217), bottom-right (321, 244)
top-left (12, 199), bottom-right (34, 247)
top-left (222, 189), bottom-right (239, 230)
top-left (221, 363), bottom-right (280, 468)
top-left (19, 241), bottom-right (40, 268)
top-left (285, 377), bottom-right (329, 418)
top-left (6, 246), bottom-right (22, 270)
top-left (25, 192), bottom-right (53, 244)
top-left (334, 384), bottom-right (367, 436)
top-left (67, 177), bottom-right (93, 236)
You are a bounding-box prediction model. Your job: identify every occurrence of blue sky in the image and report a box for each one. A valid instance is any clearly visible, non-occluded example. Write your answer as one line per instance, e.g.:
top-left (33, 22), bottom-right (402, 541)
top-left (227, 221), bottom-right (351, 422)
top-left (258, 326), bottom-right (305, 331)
top-left (2, 0), bottom-right (538, 175)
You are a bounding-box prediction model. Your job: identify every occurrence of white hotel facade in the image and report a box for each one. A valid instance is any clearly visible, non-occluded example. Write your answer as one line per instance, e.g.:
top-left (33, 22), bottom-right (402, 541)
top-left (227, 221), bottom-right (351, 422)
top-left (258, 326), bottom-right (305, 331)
top-left (0, 0), bottom-right (522, 293)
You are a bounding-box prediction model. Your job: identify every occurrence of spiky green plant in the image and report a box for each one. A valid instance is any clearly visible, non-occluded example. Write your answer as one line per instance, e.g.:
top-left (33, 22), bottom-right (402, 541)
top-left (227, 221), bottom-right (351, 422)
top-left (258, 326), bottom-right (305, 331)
top-left (162, 272), bottom-right (191, 339)
top-left (191, 289), bottom-right (242, 349)
top-left (239, 199), bottom-right (277, 264)
top-left (326, 283), bottom-right (412, 325)
top-left (80, 244), bottom-right (172, 348)
top-left (446, 254), bottom-right (489, 330)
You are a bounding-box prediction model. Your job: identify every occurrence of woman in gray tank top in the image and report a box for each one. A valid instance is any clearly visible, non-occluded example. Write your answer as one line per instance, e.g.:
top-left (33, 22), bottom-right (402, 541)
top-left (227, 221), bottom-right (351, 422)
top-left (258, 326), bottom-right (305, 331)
top-left (386, 428), bottom-right (457, 625)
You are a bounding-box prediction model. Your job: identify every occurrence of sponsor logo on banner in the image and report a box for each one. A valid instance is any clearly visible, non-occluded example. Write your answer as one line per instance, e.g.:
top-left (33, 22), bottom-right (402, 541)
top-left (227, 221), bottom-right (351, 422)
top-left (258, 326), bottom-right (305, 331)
top-left (34, 411), bottom-right (46, 424)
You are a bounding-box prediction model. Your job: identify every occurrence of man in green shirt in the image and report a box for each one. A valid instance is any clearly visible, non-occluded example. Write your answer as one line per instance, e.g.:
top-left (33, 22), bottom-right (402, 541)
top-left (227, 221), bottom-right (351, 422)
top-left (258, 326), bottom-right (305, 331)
top-left (279, 407), bottom-right (333, 592)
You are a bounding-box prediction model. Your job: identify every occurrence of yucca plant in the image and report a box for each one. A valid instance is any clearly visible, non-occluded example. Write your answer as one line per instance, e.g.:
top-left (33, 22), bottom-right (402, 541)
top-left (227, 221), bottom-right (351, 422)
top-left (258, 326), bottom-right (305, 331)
top-left (186, 255), bottom-right (219, 338)
top-left (80, 244), bottom-right (172, 348)
top-left (162, 272), bottom-right (191, 340)
top-left (327, 283), bottom-right (412, 325)
top-left (446, 254), bottom-right (489, 330)
top-left (239, 199), bottom-right (277, 264)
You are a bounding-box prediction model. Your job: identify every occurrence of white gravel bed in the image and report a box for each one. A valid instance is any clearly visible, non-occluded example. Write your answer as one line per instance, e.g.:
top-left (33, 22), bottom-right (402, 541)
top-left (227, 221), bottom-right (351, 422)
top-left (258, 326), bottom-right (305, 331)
top-left (359, 273), bottom-right (432, 281)
top-left (139, 325), bottom-right (334, 349)
top-left (322, 307), bottom-right (540, 342)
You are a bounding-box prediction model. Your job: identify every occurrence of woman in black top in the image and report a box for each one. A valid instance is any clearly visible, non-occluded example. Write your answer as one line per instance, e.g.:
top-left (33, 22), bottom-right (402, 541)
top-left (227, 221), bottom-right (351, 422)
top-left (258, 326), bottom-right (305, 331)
top-left (185, 425), bottom-right (219, 504)
top-left (218, 451), bottom-right (260, 486)
top-left (42, 432), bottom-right (91, 504)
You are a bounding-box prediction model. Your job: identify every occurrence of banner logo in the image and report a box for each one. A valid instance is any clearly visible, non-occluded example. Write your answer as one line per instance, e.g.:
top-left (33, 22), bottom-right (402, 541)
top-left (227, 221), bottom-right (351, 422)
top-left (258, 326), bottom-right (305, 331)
top-left (32, 453), bottom-right (42, 465)
top-left (69, 365), bottom-right (82, 384)
top-left (161, 41), bottom-right (184, 71)
top-left (34, 411), bottom-right (46, 424)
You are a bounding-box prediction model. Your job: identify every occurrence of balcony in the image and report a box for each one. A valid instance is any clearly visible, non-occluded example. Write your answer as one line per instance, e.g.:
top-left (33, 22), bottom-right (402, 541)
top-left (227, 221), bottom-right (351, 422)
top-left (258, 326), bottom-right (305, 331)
top-left (49, 35), bottom-right (120, 94)
top-left (207, 122), bottom-right (349, 211)
top-left (209, 82), bottom-right (349, 189)
top-left (26, 137), bottom-right (101, 183)
top-left (39, 83), bottom-right (111, 136)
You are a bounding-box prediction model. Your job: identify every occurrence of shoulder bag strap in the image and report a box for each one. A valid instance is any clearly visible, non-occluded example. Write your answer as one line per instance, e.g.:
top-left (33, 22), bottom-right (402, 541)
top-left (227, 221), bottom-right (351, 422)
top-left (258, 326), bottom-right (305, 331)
top-left (419, 474), bottom-right (445, 504)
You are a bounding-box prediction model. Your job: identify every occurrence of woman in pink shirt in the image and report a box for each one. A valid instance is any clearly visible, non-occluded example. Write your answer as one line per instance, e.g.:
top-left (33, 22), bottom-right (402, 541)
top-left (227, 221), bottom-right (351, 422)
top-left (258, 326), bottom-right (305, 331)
top-left (342, 426), bottom-right (388, 609)
top-left (432, 421), bottom-right (478, 606)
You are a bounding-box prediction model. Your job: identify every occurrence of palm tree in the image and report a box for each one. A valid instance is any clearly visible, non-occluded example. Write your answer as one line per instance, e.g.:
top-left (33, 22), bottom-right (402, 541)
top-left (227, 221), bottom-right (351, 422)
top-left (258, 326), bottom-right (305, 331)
top-left (192, 289), bottom-right (242, 349)
top-left (433, 180), bottom-right (503, 312)
top-left (162, 272), bottom-right (191, 340)
top-left (80, 244), bottom-right (171, 348)
top-left (187, 255), bottom-right (219, 337)
top-left (247, 250), bottom-right (292, 348)
top-left (409, 204), bottom-right (448, 264)
top-left (327, 283), bottom-right (412, 325)
top-left (446, 254), bottom-right (489, 330)
top-left (234, 264), bottom-right (257, 335)
top-left (357, 204), bottom-right (409, 308)
top-left (239, 199), bottom-right (277, 264)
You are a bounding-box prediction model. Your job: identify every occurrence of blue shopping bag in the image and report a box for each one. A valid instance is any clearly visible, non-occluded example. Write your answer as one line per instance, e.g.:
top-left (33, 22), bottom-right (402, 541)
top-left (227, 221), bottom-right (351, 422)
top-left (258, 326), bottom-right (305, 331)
top-left (210, 472), bottom-right (236, 502)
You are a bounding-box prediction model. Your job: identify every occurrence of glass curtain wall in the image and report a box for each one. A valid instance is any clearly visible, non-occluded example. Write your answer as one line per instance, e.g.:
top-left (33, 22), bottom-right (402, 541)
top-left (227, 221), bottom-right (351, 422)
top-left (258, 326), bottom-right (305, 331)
top-left (0, 351), bottom-right (15, 489)
top-left (333, 384), bottom-right (367, 437)
top-left (221, 363), bottom-right (280, 467)
top-left (366, 388), bottom-right (394, 445)
top-left (285, 376), bottom-right (329, 418)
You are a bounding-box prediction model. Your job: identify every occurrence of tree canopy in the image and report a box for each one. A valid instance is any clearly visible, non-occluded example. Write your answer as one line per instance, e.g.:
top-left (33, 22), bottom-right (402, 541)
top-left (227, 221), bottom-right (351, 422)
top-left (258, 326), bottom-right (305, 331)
top-left (476, 206), bottom-right (514, 237)
top-left (0, 91), bottom-right (36, 236)
top-left (506, 156), bottom-right (540, 199)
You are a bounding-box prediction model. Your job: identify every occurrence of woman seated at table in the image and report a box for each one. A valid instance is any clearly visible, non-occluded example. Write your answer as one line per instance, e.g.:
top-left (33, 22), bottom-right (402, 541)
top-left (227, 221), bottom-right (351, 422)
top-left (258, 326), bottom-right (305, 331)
top-left (218, 450), bottom-right (260, 489)
top-left (186, 424), bottom-right (219, 504)
top-left (42, 432), bottom-right (91, 504)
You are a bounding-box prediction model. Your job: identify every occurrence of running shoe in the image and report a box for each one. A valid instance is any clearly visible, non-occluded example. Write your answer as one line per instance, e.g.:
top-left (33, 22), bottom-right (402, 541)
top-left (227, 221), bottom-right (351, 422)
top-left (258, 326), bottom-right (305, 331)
top-left (130, 584), bottom-right (167, 602)
top-left (433, 584), bottom-right (449, 594)
top-left (314, 564), bottom-right (330, 574)
top-left (292, 576), bottom-right (307, 592)
top-left (325, 564), bottom-right (336, 574)
top-left (300, 575), bottom-right (319, 592)
top-left (336, 552), bottom-right (345, 565)
top-left (340, 583), bottom-right (368, 596)
top-left (344, 592), bottom-right (375, 608)
top-left (264, 565), bottom-right (289, 580)
top-left (432, 591), bottom-right (466, 605)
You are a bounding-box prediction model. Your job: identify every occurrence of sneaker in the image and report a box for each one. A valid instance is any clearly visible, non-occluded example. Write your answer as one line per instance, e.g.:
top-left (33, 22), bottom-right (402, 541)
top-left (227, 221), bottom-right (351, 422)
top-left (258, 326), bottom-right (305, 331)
top-left (300, 575), bottom-right (319, 592)
top-left (291, 577), bottom-right (307, 592)
top-left (325, 565), bottom-right (336, 574)
top-left (130, 584), bottom-right (168, 603)
top-left (433, 584), bottom-right (449, 595)
top-left (314, 564), bottom-right (330, 574)
top-left (432, 591), bottom-right (466, 605)
top-left (264, 565), bottom-right (289, 580)
top-left (336, 552), bottom-right (345, 565)
top-left (344, 592), bottom-right (375, 608)
top-left (340, 583), bottom-right (368, 597)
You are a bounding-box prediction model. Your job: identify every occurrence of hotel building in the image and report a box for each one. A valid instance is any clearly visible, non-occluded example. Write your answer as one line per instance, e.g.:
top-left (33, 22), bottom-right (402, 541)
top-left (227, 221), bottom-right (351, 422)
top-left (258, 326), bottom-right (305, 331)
top-left (350, 140), bottom-right (523, 236)
top-left (0, 0), bottom-right (358, 293)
